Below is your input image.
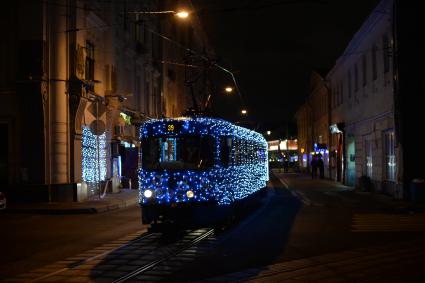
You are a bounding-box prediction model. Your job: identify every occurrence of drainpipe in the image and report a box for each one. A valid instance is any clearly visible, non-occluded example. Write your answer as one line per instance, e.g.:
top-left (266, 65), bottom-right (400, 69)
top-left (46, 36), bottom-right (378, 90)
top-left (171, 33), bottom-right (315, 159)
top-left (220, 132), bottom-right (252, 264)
top-left (322, 79), bottom-right (332, 180)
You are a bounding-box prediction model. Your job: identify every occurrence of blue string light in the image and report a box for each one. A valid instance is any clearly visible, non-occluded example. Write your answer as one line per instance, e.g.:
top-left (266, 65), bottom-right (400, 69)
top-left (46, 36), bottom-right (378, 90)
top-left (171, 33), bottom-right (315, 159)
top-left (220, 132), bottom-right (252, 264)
top-left (82, 127), bottom-right (107, 184)
top-left (139, 117), bottom-right (269, 206)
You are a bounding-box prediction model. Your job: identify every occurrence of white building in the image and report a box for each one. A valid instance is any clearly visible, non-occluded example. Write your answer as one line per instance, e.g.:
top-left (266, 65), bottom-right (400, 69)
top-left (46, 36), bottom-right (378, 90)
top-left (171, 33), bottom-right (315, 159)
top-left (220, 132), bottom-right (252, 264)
top-left (327, 0), bottom-right (402, 197)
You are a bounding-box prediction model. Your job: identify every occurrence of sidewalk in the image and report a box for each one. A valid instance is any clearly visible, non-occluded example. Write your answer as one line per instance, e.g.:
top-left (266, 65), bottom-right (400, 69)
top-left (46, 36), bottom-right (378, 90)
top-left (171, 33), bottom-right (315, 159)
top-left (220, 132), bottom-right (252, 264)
top-left (1, 189), bottom-right (139, 214)
top-left (271, 169), bottom-right (425, 213)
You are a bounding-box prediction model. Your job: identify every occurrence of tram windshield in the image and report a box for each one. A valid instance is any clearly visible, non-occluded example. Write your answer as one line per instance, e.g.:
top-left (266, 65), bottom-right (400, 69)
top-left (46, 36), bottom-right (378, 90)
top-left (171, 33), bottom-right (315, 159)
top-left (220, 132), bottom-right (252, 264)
top-left (142, 136), bottom-right (214, 170)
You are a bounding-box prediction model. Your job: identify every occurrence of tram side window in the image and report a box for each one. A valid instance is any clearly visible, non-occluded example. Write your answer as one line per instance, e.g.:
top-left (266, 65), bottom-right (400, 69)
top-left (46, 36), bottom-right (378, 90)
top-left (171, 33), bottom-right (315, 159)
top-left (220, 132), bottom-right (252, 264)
top-left (248, 141), bottom-right (254, 163)
top-left (220, 137), bottom-right (231, 167)
top-left (245, 140), bottom-right (250, 164)
top-left (240, 139), bottom-right (244, 164)
top-left (141, 136), bottom-right (214, 170)
top-left (257, 146), bottom-right (266, 163)
top-left (142, 138), bottom-right (160, 169)
top-left (253, 144), bottom-right (258, 163)
top-left (235, 138), bottom-right (241, 165)
top-left (239, 140), bottom-right (246, 165)
top-left (200, 136), bottom-right (215, 168)
top-left (244, 140), bottom-right (249, 164)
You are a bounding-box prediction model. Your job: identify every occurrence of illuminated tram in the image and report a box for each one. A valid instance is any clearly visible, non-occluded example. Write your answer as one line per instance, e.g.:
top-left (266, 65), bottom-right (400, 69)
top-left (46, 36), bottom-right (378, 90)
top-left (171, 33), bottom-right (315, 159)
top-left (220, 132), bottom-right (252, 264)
top-left (138, 117), bottom-right (269, 225)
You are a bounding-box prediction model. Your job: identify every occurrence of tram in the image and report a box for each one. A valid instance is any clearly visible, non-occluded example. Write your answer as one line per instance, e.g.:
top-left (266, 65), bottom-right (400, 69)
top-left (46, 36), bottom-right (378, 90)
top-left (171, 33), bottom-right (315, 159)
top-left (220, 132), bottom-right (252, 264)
top-left (138, 117), bottom-right (269, 226)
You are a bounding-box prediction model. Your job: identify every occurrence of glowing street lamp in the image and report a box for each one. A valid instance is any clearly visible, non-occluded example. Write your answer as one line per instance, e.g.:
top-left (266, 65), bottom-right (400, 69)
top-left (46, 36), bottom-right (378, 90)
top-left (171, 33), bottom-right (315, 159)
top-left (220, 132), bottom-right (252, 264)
top-left (241, 109), bottom-right (247, 115)
top-left (225, 87), bottom-right (233, 93)
top-left (129, 10), bottom-right (190, 19)
top-left (175, 10), bottom-right (189, 18)
top-left (267, 130), bottom-right (271, 135)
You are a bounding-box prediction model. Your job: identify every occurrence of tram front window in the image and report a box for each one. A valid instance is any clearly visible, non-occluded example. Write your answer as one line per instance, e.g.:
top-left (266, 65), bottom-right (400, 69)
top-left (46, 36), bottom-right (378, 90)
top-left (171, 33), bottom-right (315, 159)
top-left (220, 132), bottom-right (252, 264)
top-left (142, 136), bottom-right (214, 170)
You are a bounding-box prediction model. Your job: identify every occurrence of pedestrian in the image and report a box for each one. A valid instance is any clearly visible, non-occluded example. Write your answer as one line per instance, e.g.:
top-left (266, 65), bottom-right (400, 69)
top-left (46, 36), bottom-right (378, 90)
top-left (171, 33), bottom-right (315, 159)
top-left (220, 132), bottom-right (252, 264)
top-left (318, 154), bottom-right (325, 179)
top-left (283, 155), bottom-right (289, 173)
top-left (311, 154), bottom-right (318, 179)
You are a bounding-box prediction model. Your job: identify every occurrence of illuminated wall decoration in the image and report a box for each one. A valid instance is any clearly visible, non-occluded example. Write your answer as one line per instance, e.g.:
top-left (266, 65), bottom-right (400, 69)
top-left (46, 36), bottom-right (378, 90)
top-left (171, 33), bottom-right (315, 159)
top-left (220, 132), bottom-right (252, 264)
top-left (138, 117), bottom-right (269, 206)
top-left (82, 126), bottom-right (107, 184)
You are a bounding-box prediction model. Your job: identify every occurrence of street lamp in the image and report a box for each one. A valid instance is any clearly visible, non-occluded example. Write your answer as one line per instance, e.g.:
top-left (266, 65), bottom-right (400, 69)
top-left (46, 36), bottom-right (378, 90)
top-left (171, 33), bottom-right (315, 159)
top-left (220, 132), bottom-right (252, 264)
top-left (128, 10), bottom-right (190, 19)
top-left (267, 130), bottom-right (271, 136)
top-left (175, 10), bottom-right (189, 18)
top-left (225, 87), bottom-right (233, 93)
top-left (241, 109), bottom-right (247, 115)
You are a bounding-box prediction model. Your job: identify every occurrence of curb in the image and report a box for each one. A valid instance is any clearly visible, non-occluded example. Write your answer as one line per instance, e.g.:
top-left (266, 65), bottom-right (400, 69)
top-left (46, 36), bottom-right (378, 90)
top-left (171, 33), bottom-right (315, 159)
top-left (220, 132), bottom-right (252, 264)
top-left (1, 198), bottom-right (139, 215)
top-left (2, 207), bottom-right (98, 214)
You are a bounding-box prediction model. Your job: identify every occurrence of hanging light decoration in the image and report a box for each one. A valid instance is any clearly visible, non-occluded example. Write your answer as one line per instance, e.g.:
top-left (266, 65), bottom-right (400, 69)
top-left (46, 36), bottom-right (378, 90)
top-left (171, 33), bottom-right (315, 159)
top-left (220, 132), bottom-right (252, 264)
top-left (82, 126), bottom-right (107, 183)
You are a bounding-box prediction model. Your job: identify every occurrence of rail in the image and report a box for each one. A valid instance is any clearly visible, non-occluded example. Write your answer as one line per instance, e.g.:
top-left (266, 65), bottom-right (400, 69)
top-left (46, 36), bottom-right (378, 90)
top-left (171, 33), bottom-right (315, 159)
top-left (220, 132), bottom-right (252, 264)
top-left (113, 228), bottom-right (215, 283)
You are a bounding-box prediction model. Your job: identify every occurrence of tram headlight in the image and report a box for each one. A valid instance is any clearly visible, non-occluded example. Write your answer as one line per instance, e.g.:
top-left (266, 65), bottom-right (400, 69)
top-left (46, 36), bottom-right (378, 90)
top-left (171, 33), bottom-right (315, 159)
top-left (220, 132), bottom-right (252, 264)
top-left (186, 190), bottom-right (194, 198)
top-left (143, 189), bottom-right (153, 198)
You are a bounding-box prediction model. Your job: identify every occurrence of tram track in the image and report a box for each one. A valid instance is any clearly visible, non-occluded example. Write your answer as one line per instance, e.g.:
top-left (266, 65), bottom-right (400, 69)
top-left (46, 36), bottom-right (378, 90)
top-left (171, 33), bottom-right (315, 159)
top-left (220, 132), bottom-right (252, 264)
top-left (28, 230), bottom-right (154, 282)
top-left (16, 227), bottom-right (215, 283)
top-left (113, 228), bottom-right (215, 283)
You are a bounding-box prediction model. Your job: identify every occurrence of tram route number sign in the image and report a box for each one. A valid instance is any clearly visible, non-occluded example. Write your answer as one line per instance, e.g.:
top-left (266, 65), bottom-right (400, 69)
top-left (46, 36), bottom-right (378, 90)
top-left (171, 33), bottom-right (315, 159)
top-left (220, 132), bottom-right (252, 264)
top-left (165, 123), bottom-right (182, 133)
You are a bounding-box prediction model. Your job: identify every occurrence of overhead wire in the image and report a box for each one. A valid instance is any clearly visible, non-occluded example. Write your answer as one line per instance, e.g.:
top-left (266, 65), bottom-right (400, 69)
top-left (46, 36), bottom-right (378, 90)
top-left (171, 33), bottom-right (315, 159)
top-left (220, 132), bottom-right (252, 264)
top-left (23, 0), bottom-right (249, 107)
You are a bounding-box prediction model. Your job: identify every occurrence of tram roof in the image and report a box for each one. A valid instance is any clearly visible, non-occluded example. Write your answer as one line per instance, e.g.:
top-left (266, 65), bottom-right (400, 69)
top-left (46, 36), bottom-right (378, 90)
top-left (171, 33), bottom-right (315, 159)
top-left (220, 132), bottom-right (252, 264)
top-left (141, 116), bottom-right (266, 144)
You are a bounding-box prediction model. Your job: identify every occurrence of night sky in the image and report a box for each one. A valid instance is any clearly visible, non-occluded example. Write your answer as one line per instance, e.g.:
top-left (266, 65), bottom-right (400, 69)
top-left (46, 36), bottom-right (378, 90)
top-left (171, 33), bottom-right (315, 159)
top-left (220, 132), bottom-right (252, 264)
top-left (191, 0), bottom-right (381, 136)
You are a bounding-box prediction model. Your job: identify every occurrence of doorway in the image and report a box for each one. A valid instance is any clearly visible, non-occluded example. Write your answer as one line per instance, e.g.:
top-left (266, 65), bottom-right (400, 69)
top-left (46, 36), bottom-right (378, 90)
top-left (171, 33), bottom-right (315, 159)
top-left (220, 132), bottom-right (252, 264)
top-left (346, 138), bottom-right (356, 187)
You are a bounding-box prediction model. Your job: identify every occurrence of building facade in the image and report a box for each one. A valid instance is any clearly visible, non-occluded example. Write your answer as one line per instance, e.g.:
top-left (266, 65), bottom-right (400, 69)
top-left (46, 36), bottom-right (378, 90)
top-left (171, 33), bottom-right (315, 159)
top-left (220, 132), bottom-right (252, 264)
top-left (295, 103), bottom-right (312, 172)
top-left (0, 0), bottom-right (210, 202)
top-left (295, 71), bottom-right (329, 176)
top-left (327, 0), bottom-right (400, 195)
top-left (161, 0), bottom-right (213, 118)
top-left (295, 0), bottom-right (405, 199)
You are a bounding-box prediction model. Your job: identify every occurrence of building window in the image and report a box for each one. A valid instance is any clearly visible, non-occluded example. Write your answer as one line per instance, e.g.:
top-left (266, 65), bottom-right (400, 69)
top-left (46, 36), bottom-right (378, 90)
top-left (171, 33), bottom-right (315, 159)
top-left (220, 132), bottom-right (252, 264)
top-left (336, 86), bottom-right (339, 106)
top-left (348, 70), bottom-right (352, 98)
top-left (362, 54), bottom-right (367, 86)
top-left (85, 41), bottom-right (95, 92)
top-left (372, 44), bottom-right (378, 81)
top-left (153, 86), bottom-right (159, 116)
top-left (135, 14), bottom-right (144, 44)
top-left (365, 140), bottom-right (373, 178)
top-left (145, 81), bottom-right (150, 114)
top-left (333, 86), bottom-right (339, 107)
top-left (354, 64), bottom-right (359, 92)
top-left (383, 34), bottom-right (390, 73)
top-left (384, 131), bottom-right (396, 181)
top-left (122, 1), bottom-right (128, 30)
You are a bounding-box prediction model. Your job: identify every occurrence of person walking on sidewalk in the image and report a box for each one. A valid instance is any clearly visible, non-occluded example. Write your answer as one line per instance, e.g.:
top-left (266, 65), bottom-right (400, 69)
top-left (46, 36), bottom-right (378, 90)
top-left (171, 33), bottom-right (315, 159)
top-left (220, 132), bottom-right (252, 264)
top-left (283, 156), bottom-right (289, 173)
top-left (318, 154), bottom-right (325, 179)
top-left (311, 154), bottom-right (318, 179)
